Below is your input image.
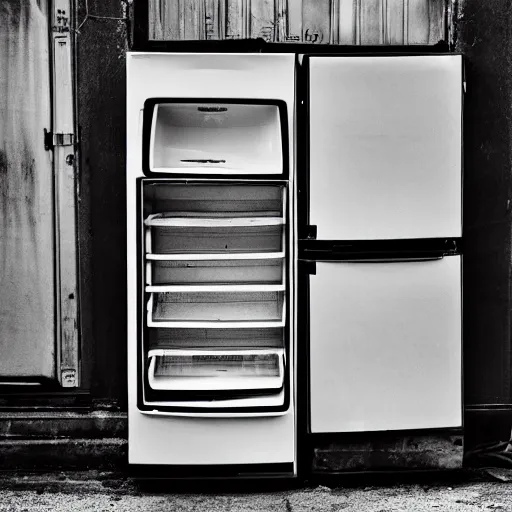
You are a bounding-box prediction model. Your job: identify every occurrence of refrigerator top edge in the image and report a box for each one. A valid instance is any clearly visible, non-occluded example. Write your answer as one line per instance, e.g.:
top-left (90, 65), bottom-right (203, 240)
top-left (127, 52), bottom-right (296, 58)
top-left (302, 53), bottom-right (462, 60)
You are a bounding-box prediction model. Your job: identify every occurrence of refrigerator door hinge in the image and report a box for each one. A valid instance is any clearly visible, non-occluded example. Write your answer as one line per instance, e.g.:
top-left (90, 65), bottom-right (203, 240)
top-left (301, 225), bottom-right (317, 240)
top-left (44, 129), bottom-right (76, 150)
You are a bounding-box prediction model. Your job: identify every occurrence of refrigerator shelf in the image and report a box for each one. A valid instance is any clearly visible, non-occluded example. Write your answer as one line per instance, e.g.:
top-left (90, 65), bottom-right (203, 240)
top-left (145, 225), bottom-right (284, 255)
top-left (148, 327), bottom-right (284, 351)
top-left (147, 348), bottom-right (285, 392)
top-left (147, 292), bottom-right (286, 328)
top-left (146, 320), bottom-right (286, 329)
top-left (145, 252), bottom-right (285, 261)
top-left (145, 213), bottom-right (285, 227)
top-left (146, 256), bottom-right (285, 287)
top-left (146, 284), bottom-right (286, 293)
top-left (142, 183), bottom-right (286, 217)
top-left (142, 389), bottom-right (285, 411)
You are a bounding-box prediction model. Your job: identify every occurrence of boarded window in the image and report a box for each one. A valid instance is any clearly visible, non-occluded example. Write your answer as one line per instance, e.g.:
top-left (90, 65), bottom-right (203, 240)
top-left (148, 0), bottom-right (446, 45)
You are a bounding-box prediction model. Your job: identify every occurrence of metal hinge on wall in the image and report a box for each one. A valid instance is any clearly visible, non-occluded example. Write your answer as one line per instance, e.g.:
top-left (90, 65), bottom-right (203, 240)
top-left (44, 128), bottom-right (76, 150)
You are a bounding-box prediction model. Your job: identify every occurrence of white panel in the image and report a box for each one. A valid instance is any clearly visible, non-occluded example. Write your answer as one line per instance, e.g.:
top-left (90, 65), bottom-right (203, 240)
top-left (309, 257), bottom-right (462, 433)
top-left (126, 53), bottom-right (295, 180)
top-left (127, 54), bottom-right (296, 470)
top-left (308, 55), bottom-right (462, 240)
top-left (129, 407), bottom-right (295, 465)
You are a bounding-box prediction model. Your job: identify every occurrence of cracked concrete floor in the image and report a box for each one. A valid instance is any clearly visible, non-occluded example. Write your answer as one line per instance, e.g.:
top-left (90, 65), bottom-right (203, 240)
top-left (1, 474), bottom-right (512, 512)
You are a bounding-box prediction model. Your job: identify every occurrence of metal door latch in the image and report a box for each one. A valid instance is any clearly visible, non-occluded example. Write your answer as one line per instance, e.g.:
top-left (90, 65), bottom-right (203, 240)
top-left (44, 128), bottom-right (76, 150)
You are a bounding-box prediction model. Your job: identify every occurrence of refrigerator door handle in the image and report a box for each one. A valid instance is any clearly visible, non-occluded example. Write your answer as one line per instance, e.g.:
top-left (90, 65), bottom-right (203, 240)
top-left (327, 256), bottom-right (444, 263)
top-left (300, 252), bottom-right (446, 262)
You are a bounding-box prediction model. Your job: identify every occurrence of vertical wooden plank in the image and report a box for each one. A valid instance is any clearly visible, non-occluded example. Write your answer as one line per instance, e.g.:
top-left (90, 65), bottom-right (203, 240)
top-left (274, 0), bottom-right (287, 42)
top-left (359, 0), bottom-right (384, 45)
top-left (330, 0), bottom-right (340, 44)
top-left (161, 0), bottom-right (180, 40)
top-left (338, 0), bottom-right (356, 44)
top-left (250, 0), bottom-right (275, 41)
top-left (285, 0), bottom-right (302, 42)
top-left (226, 0), bottom-right (247, 39)
top-left (52, 0), bottom-right (79, 387)
top-left (182, 0), bottom-right (205, 40)
top-left (302, 0), bottom-right (330, 44)
top-left (386, 0), bottom-right (405, 44)
top-left (205, 0), bottom-right (225, 40)
top-left (428, 0), bottom-right (445, 44)
top-left (148, 0), bottom-right (164, 40)
top-left (0, 0), bottom-right (56, 379)
top-left (407, 0), bottom-right (429, 43)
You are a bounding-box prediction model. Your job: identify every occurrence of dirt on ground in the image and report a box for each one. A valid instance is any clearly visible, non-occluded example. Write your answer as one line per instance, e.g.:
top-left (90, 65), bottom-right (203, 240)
top-left (1, 470), bottom-right (512, 511)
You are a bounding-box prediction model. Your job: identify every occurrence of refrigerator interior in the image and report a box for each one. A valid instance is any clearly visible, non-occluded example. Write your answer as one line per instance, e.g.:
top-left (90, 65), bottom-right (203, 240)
top-left (140, 181), bottom-right (291, 412)
top-left (146, 100), bottom-right (286, 175)
top-left (126, 52), bottom-right (297, 471)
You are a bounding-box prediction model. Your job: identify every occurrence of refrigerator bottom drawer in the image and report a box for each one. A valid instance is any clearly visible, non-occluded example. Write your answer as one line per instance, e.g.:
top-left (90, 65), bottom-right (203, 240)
top-left (147, 349), bottom-right (285, 391)
top-left (308, 256), bottom-right (462, 433)
top-left (128, 407), bottom-right (295, 466)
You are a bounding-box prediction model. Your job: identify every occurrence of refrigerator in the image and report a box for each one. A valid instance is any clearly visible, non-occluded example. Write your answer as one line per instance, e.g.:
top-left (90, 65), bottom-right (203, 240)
top-left (127, 51), bottom-right (463, 478)
top-left (126, 53), bottom-right (298, 478)
top-left (300, 54), bottom-right (463, 434)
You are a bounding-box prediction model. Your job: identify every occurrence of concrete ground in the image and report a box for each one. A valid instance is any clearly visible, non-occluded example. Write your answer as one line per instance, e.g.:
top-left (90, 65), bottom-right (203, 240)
top-left (1, 470), bottom-right (512, 511)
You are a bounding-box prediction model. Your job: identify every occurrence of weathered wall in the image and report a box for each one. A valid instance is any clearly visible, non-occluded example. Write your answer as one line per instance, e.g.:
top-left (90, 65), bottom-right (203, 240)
top-left (456, 0), bottom-right (512, 407)
top-left (0, 0), bottom-right (55, 380)
top-left (147, 0), bottom-right (446, 44)
top-left (76, 0), bottom-right (129, 404)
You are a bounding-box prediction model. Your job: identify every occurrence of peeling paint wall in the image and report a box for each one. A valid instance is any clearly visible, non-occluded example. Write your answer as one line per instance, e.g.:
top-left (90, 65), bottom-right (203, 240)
top-left (0, 0), bottom-right (55, 379)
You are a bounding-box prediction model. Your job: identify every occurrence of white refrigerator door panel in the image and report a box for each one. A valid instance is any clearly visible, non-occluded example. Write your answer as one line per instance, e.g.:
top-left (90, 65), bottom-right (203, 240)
top-left (128, 53), bottom-right (295, 102)
top-left (129, 408), bottom-right (295, 465)
top-left (309, 257), bottom-right (462, 433)
top-left (308, 55), bottom-right (462, 240)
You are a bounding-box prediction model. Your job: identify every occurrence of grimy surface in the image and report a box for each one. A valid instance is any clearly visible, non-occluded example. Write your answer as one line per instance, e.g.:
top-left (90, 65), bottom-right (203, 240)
top-left (1, 473), bottom-right (512, 512)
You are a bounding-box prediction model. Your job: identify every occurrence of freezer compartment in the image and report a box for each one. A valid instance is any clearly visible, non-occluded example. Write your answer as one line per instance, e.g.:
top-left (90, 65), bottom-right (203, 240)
top-left (147, 291), bottom-right (286, 327)
top-left (147, 349), bottom-right (285, 391)
top-left (149, 328), bottom-right (285, 351)
top-left (146, 257), bottom-right (285, 286)
top-left (148, 102), bottom-right (284, 174)
top-left (308, 256), bottom-right (462, 433)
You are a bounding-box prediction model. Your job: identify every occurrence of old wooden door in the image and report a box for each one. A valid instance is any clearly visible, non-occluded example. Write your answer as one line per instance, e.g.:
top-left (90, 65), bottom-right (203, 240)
top-left (0, 0), bottom-right (78, 386)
